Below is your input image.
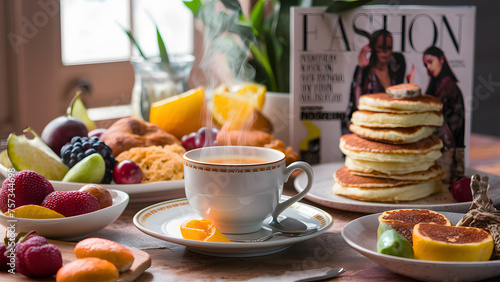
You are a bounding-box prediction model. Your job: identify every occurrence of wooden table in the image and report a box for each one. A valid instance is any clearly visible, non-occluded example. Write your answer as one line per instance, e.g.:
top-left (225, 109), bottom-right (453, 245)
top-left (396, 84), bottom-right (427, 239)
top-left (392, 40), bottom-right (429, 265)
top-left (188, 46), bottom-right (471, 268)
top-left (93, 133), bottom-right (499, 282)
top-left (5, 134), bottom-right (500, 281)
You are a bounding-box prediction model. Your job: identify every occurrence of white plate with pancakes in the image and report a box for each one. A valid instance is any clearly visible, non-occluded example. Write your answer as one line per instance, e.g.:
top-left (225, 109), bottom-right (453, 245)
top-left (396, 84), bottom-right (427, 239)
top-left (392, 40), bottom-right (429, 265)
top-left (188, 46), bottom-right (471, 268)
top-left (294, 162), bottom-right (500, 213)
top-left (0, 163), bottom-right (185, 203)
top-left (342, 211), bottom-right (500, 281)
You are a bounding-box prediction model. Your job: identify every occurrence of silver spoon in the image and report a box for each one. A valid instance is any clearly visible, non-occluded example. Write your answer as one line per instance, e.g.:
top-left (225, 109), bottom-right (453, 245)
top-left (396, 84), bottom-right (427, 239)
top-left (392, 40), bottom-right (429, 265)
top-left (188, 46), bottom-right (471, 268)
top-left (231, 228), bottom-right (318, 243)
top-left (269, 216), bottom-right (309, 234)
top-left (294, 268), bottom-right (347, 282)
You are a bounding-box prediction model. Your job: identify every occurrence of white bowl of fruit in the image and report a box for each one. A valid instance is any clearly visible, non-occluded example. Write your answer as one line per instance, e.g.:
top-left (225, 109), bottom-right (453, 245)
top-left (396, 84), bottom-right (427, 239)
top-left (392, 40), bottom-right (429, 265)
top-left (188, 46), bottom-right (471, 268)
top-left (0, 170), bottom-right (129, 241)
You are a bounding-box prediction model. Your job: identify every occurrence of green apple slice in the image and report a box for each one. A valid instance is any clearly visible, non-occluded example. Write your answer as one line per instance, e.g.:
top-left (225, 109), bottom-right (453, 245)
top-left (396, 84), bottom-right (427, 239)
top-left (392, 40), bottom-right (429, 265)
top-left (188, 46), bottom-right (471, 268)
top-left (0, 150), bottom-right (13, 169)
top-left (67, 91), bottom-right (96, 131)
top-left (7, 128), bottom-right (69, 181)
top-left (62, 153), bottom-right (105, 183)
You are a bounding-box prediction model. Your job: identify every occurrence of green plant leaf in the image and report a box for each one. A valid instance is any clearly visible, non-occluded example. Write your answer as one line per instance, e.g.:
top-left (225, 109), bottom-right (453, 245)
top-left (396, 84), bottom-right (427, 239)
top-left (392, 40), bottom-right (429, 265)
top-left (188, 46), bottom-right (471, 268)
top-left (264, 20), bottom-right (281, 92)
top-left (264, 0), bottom-right (300, 92)
top-left (249, 42), bottom-right (277, 91)
top-left (228, 22), bottom-right (257, 44)
top-left (145, 12), bottom-right (170, 65)
top-left (250, 0), bottom-right (266, 35)
top-left (118, 23), bottom-right (148, 60)
top-left (221, 0), bottom-right (242, 13)
top-left (199, 1), bottom-right (227, 39)
top-left (326, 0), bottom-right (372, 13)
top-left (214, 35), bottom-right (256, 83)
top-left (183, 0), bottom-right (202, 16)
top-left (311, 0), bottom-right (334, 5)
top-left (156, 25), bottom-right (170, 64)
top-left (208, 5), bottom-right (257, 44)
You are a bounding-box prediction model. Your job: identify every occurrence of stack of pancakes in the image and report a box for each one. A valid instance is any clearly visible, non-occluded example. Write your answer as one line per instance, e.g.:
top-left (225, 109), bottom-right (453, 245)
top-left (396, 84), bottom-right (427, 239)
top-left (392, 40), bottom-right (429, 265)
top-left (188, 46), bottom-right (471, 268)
top-left (334, 84), bottom-right (446, 202)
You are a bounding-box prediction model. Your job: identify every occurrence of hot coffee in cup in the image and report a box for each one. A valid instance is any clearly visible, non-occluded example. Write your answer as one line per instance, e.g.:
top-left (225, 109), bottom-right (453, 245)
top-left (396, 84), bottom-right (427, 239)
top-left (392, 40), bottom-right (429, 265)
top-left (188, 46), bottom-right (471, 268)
top-left (183, 146), bottom-right (314, 234)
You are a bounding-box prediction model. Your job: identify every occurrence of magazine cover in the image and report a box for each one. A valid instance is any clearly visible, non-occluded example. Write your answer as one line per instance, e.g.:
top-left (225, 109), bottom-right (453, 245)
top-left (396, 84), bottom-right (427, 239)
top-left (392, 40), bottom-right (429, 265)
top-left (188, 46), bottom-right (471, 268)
top-left (290, 5), bottom-right (476, 183)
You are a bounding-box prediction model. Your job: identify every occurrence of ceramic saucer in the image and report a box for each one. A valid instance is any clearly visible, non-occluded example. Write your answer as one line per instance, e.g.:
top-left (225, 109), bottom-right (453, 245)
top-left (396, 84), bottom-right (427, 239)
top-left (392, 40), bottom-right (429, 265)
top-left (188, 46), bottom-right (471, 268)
top-left (133, 198), bottom-right (333, 257)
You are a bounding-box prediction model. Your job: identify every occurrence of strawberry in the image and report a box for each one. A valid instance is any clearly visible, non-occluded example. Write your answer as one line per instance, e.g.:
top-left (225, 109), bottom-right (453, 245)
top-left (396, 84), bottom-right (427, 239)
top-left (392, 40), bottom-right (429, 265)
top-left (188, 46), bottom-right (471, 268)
top-left (0, 241), bottom-right (9, 271)
top-left (41, 191), bottom-right (99, 217)
top-left (0, 170), bottom-right (54, 213)
top-left (15, 232), bottom-right (62, 278)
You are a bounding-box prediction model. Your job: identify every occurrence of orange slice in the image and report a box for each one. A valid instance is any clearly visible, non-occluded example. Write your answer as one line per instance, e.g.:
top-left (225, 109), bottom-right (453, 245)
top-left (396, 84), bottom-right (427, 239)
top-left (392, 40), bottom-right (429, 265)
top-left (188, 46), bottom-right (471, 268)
top-left (6, 205), bottom-right (65, 219)
top-left (74, 238), bottom-right (134, 272)
top-left (180, 219), bottom-right (232, 242)
top-left (378, 209), bottom-right (450, 243)
top-left (413, 223), bottom-right (494, 261)
top-left (210, 82), bottom-right (266, 128)
top-left (56, 257), bottom-right (119, 282)
top-left (149, 87), bottom-right (205, 139)
top-left (233, 82), bottom-right (266, 109)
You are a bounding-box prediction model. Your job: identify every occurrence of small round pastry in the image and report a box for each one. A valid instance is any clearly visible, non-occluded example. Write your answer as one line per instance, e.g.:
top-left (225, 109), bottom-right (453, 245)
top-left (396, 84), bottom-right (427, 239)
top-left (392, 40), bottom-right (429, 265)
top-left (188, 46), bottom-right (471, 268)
top-left (56, 257), bottom-right (119, 282)
top-left (74, 238), bottom-right (134, 272)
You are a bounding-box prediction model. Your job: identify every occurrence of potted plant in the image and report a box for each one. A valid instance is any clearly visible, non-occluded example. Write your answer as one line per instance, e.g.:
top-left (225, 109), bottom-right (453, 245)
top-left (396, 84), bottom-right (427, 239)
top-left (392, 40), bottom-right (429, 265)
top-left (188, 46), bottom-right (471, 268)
top-left (183, 0), bottom-right (369, 93)
top-left (123, 21), bottom-right (195, 120)
top-left (182, 0), bottom-right (368, 143)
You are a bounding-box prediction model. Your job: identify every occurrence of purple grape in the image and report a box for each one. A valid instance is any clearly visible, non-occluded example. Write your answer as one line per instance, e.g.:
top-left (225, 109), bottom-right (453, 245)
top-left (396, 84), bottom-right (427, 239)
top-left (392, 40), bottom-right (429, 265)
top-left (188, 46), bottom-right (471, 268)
top-left (181, 132), bottom-right (197, 151)
top-left (181, 127), bottom-right (219, 151)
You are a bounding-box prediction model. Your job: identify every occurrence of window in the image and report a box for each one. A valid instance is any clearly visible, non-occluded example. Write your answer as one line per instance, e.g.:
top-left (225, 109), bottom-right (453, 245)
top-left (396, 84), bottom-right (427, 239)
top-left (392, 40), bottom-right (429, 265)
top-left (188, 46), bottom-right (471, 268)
top-left (60, 0), bottom-right (130, 65)
top-left (61, 0), bottom-right (193, 65)
top-left (1, 0), bottom-right (194, 136)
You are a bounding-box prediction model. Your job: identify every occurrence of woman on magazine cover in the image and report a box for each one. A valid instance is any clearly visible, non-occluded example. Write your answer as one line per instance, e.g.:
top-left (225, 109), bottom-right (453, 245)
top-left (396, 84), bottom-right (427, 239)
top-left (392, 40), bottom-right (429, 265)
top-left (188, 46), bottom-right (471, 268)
top-left (423, 46), bottom-right (465, 183)
top-left (342, 29), bottom-right (406, 134)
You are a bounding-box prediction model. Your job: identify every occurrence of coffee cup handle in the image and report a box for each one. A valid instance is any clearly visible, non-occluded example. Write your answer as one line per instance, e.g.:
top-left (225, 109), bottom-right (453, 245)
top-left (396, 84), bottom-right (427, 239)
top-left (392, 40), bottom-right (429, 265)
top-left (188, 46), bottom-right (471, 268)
top-left (271, 161), bottom-right (314, 220)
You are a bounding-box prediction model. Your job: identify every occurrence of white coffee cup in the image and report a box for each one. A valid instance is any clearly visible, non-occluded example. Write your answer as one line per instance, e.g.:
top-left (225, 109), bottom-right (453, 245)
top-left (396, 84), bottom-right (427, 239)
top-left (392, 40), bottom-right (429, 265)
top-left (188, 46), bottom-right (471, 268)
top-left (183, 146), bottom-right (314, 234)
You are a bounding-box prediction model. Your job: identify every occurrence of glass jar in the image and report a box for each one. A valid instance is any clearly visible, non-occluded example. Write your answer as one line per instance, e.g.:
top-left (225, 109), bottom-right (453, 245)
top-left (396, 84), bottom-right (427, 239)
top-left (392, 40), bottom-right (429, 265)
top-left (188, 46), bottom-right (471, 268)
top-left (130, 54), bottom-right (195, 121)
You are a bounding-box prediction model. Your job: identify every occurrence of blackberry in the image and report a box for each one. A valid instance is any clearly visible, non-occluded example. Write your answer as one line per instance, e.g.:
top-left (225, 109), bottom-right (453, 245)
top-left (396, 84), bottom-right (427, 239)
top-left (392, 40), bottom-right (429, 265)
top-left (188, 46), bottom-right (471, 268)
top-left (60, 136), bottom-right (117, 184)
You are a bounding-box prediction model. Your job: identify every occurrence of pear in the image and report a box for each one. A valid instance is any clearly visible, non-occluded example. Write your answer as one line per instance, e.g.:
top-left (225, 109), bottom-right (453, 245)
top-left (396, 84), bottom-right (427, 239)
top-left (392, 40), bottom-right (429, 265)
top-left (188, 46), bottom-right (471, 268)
top-left (7, 127), bottom-right (69, 180)
top-left (62, 153), bottom-right (105, 183)
top-left (67, 91), bottom-right (96, 131)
